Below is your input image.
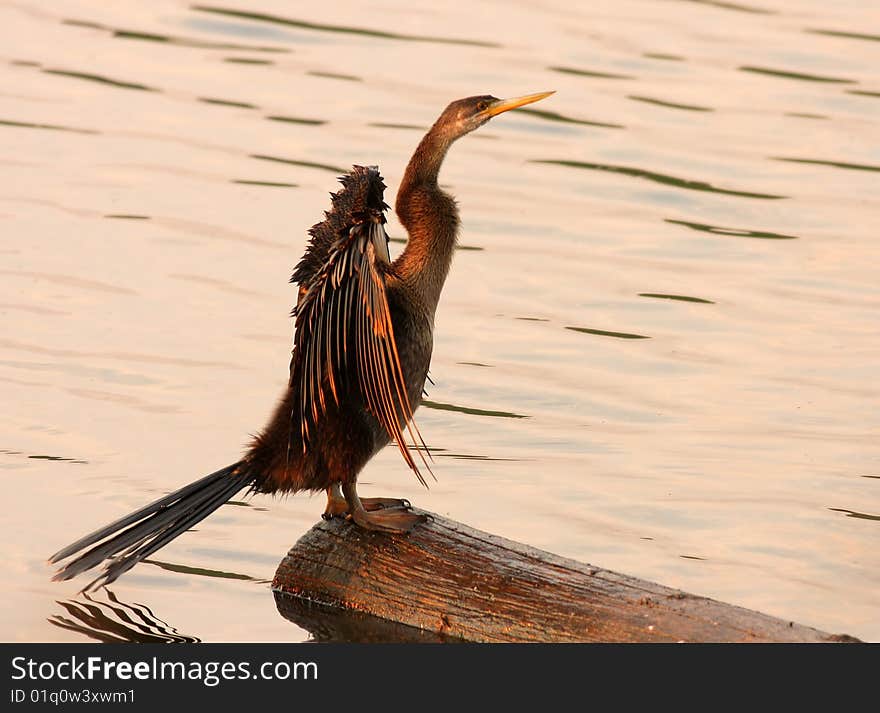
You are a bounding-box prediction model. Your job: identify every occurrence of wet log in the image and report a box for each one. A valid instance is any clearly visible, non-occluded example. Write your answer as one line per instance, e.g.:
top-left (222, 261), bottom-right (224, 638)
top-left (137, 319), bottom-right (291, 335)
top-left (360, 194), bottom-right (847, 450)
top-left (272, 509), bottom-right (859, 643)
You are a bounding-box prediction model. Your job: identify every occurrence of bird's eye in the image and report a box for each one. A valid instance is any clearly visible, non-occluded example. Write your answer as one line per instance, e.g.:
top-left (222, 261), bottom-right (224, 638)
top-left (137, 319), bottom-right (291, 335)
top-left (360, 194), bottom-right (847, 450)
top-left (477, 101), bottom-right (488, 111)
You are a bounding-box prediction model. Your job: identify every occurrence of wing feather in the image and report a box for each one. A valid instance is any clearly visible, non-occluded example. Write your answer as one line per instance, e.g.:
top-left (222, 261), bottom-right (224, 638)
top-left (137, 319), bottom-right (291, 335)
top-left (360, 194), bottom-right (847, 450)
top-left (290, 166), bottom-right (431, 484)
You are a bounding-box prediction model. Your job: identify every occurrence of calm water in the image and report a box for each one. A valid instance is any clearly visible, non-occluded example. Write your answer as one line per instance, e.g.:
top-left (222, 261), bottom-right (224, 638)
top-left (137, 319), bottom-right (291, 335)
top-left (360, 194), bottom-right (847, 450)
top-left (2, 0), bottom-right (878, 642)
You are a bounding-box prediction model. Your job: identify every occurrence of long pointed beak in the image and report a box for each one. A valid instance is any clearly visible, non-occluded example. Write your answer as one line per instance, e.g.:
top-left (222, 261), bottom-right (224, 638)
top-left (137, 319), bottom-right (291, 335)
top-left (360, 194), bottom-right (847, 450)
top-left (485, 91), bottom-right (555, 117)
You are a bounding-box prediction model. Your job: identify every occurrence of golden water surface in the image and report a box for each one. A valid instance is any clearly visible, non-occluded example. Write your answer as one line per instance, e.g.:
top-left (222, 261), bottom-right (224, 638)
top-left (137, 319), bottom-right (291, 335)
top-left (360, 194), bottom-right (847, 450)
top-left (1, 0), bottom-right (878, 641)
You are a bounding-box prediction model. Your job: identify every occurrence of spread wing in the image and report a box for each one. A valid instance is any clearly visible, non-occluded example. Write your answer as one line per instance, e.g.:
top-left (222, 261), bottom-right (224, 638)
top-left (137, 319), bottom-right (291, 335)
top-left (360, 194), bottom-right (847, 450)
top-left (290, 166), bottom-right (430, 485)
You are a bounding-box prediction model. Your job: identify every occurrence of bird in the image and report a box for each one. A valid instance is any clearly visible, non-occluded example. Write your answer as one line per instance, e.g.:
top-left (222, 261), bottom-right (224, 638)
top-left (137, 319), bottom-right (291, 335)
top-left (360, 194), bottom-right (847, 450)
top-left (49, 90), bottom-right (555, 590)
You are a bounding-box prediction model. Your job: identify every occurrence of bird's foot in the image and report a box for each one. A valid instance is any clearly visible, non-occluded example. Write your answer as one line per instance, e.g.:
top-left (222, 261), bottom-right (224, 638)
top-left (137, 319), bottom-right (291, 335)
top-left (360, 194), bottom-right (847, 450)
top-left (348, 506), bottom-right (426, 534)
top-left (323, 496), bottom-right (410, 520)
top-left (322, 496), bottom-right (349, 520)
top-left (361, 497), bottom-right (411, 512)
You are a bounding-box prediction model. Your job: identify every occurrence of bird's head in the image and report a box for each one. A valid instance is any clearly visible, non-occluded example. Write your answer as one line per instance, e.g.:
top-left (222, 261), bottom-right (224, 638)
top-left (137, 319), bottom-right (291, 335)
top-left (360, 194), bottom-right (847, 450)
top-left (435, 91), bottom-right (555, 142)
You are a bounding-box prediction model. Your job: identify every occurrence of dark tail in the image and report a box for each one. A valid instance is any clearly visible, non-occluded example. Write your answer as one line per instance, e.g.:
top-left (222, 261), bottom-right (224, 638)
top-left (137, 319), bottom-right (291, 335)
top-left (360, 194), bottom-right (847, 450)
top-left (49, 462), bottom-right (254, 591)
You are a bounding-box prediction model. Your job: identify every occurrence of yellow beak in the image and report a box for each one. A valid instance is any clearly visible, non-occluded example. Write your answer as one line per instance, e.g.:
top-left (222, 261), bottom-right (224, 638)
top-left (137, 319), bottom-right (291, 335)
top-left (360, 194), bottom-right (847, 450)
top-left (485, 91), bottom-right (555, 117)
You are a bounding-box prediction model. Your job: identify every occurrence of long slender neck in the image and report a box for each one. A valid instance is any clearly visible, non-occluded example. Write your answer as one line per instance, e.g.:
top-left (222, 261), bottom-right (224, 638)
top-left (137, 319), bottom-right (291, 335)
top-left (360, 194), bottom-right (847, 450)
top-left (393, 123), bottom-right (460, 316)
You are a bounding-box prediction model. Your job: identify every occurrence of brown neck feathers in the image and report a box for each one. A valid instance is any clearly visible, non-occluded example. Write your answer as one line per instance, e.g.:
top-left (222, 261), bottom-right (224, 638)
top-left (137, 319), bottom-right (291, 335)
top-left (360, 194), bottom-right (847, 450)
top-left (393, 124), bottom-right (460, 315)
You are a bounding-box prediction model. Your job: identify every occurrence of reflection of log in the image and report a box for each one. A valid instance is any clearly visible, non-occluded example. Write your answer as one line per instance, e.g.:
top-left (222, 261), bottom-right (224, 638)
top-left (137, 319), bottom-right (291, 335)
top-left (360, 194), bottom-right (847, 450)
top-left (273, 510), bottom-right (859, 643)
top-left (273, 592), bottom-right (454, 643)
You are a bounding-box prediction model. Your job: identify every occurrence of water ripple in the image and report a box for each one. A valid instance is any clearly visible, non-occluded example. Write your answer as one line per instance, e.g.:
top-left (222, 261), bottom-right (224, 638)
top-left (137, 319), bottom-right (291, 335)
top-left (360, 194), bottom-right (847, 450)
top-left (198, 97), bottom-right (258, 109)
top-left (63, 18), bottom-right (288, 53)
top-left (784, 112), bottom-right (827, 120)
top-left (0, 302), bottom-right (69, 316)
top-left (807, 29), bottom-right (880, 44)
top-left (628, 95), bottom-right (714, 112)
top-left (739, 66), bottom-right (856, 84)
top-left (828, 508), bottom-right (880, 522)
top-left (191, 5), bottom-right (499, 47)
top-left (674, 0), bottom-right (775, 14)
top-left (0, 118), bottom-right (98, 134)
top-left (369, 122), bottom-right (426, 131)
top-left (566, 326), bottom-right (650, 340)
top-left (223, 57), bottom-right (275, 64)
top-left (665, 218), bottom-right (798, 239)
top-left (534, 160), bottom-right (787, 199)
top-left (772, 157), bottom-right (880, 173)
top-left (389, 237), bottom-right (482, 251)
top-left (147, 558), bottom-right (264, 582)
top-left (548, 65), bottom-right (634, 80)
top-left (169, 273), bottom-right (274, 300)
top-left (0, 338), bottom-right (241, 369)
top-left (0, 270), bottom-right (136, 294)
top-left (421, 399), bottom-right (527, 419)
top-left (638, 293), bottom-right (715, 304)
top-left (307, 70), bottom-right (361, 82)
top-left (232, 179), bottom-right (298, 188)
top-left (1, 449), bottom-right (87, 465)
top-left (65, 387), bottom-right (180, 414)
top-left (643, 53), bottom-right (685, 62)
top-left (250, 153), bottom-right (346, 173)
top-left (42, 68), bottom-right (157, 92)
top-left (265, 115), bottom-right (326, 125)
top-left (517, 107), bottom-right (624, 129)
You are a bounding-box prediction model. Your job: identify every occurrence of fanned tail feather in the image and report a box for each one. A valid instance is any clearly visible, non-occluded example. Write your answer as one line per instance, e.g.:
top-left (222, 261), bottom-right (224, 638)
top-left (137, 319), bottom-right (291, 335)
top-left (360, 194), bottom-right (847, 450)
top-left (49, 463), bottom-right (253, 591)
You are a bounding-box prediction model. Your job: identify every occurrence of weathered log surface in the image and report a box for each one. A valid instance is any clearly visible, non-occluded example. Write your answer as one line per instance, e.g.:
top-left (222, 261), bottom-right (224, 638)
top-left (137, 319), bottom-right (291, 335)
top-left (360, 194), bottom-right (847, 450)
top-left (272, 509), bottom-right (859, 643)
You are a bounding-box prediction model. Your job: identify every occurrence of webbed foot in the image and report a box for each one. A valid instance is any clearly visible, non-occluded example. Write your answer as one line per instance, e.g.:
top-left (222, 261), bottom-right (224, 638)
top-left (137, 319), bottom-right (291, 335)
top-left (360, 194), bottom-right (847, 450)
top-left (323, 484), bottom-right (411, 520)
top-left (348, 506), bottom-right (426, 533)
top-left (360, 497), bottom-right (411, 512)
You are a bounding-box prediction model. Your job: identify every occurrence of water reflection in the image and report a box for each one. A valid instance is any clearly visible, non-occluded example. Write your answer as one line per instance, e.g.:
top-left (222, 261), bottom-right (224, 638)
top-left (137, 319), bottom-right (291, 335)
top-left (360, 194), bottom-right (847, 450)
top-left (146, 559), bottom-right (268, 583)
top-left (274, 592), bottom-right (455, 642)
top-left (49, 591), bottom-right (199, 643)
top-left (3, 0), bottom-right (878, 644)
